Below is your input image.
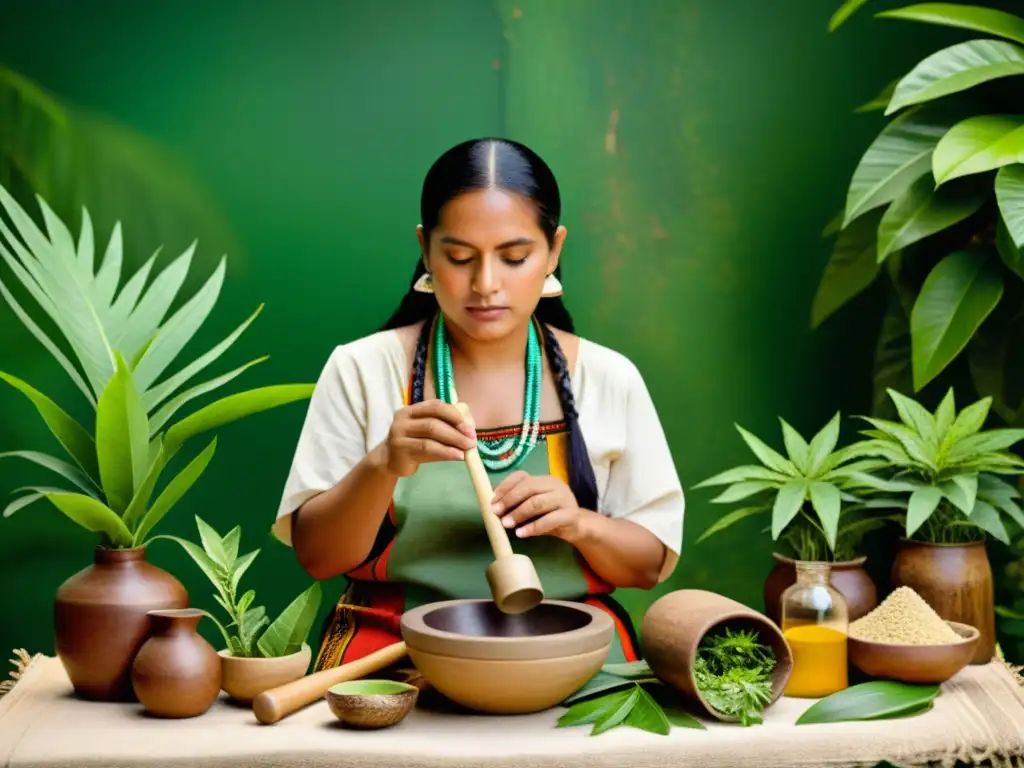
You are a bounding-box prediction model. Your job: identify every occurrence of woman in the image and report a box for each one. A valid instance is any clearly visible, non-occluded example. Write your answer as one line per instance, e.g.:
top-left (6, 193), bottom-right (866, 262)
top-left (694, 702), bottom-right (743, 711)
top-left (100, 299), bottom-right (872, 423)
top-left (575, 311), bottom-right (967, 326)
top-left (273, 138), bottom-right (684, 670)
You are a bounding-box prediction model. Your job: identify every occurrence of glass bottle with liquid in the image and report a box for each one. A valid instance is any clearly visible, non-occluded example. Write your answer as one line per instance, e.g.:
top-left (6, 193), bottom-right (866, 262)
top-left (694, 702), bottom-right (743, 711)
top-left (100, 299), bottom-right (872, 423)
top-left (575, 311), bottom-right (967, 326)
top-left (780, 561), bottom-right (849, 698)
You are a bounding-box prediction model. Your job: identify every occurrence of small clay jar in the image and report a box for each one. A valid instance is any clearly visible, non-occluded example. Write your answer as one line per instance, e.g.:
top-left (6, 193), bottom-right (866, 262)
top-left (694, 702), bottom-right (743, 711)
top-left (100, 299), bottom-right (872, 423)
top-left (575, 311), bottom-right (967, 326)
top-left (640, 589), bottom-right (793, 723)
top-left (132, 608), bottom-right (222, 718)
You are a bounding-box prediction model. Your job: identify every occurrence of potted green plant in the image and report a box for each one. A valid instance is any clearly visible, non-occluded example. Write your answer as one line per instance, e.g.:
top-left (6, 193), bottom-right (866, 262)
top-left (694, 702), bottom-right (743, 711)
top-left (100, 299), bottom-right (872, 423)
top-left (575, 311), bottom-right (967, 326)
top-left (846, 386), bottom-right (1024, 663)
top-left (0, 186), bottom-right (314, 701)
top-left (694, 413), bottom-right (892, 624)
top-left (154, 516), bottom-right (322, 703)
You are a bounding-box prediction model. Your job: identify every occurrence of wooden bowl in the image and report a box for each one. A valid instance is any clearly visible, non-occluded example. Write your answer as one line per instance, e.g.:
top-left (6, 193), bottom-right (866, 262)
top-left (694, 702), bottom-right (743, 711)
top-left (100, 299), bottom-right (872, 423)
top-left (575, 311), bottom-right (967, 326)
top-left (326, 679), bottom-right (419, 729)
top-left (399, 599), bottom-right (613, 714)
top-left (848, 621), bottom-right (980, 684)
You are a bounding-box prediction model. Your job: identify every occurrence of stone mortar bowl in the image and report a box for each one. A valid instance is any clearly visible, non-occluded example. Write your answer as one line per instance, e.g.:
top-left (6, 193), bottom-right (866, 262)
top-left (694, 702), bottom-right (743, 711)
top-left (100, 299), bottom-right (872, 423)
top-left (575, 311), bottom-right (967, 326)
top-left (399, 598), bottom-right (613, 714)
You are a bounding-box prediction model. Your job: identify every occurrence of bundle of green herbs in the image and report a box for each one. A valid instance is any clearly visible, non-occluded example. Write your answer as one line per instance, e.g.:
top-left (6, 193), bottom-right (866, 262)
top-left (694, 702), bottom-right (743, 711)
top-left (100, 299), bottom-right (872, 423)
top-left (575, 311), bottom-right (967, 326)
top-left (693, 627), bottom-right (776, 726)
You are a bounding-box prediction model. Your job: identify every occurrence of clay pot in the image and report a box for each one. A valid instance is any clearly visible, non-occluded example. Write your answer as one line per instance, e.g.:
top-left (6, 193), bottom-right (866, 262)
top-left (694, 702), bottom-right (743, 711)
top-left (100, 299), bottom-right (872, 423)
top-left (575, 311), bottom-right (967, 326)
top-left (399, 599), bottom-right (613, 714)
top-left (218, 644), bottom-right (312, 703)
top-left (640, 589), bottom-right (793, 723)
top-left (890, 539), bottom-right (995, 665)
top-left (54, 546), bottom-right (189, 701)
top-left (763, 553), bottom-right (878, 626)
top-left (131, 608), bottom-right (222, 717)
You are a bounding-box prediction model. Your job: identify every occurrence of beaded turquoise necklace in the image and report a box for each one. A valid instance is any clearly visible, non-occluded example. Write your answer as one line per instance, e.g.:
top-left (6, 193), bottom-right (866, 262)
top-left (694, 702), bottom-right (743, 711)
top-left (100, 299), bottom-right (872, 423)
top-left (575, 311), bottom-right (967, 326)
top-left (432, 313), bottom-right (541, 472)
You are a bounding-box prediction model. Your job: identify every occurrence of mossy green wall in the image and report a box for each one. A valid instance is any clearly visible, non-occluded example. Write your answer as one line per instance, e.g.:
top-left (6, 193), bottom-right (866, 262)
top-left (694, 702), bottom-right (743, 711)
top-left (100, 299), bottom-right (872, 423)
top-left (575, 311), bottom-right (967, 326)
top-left (0, 0), bottom-right (948, 657)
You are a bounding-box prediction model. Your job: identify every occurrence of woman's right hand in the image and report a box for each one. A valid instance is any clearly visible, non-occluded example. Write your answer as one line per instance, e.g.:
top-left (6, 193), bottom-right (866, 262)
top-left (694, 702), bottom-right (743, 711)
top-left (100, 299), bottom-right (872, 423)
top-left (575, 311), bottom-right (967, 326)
top-left (378, 399), bottom-right (477, 477)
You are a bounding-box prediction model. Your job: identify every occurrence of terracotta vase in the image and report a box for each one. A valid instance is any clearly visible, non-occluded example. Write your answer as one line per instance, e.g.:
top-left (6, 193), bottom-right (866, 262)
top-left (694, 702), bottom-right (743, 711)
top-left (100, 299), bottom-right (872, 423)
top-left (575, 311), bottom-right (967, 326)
top-left (763, 553), bottom-right (879, 626)
top-left (890, 539), bottom-right (995, 665)
top-left (132, 608), bottom-right (222, 718)
top-left (54, 546), bottom-right (189, 701)
top-left (639, 589), bottom-right (793, 723)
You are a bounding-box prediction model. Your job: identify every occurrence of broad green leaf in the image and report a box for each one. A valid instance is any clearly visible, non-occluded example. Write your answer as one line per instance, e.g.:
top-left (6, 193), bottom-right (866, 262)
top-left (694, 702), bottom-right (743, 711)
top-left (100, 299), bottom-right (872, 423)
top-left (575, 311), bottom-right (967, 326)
top-left (968, 499), bottom-right (1010, 542)
top-left (623, 686), bottom-right (672, 736)
top-left (872, 296), bottom-right (914, 417)
top-left (231, 549), bottom-right (260, 593)
top-left (948, 396), bottom-right (992, 443)
top-left (933, 114), bottom-right (1024, 183)
top-left (163, 384), bottom-right (315, 457)
top-left (237, 589), bottom-right (256, 616)
top-left (221, 525), bottom-right (241, 564)
top-left (996, 211), bottom-right (1024, 278)
top-left (132, 438), bottom-right (217, 545)
top-left (911, 249), bottom-right (1004, 391)
top-left (696, 506), bottom-right (768, 543)
top-left (0, 370), bottom-right (98, 482)
top-left (557, 692), bottom-right (621, 728)
top-left (860, 417), bottom-right (935, 467)
top-left (148, 355), bottom-right (268, 436)
top-left (877, 4), bottom-right (1024, 47)
top-left (0, 450), bottom-right (99, 496)
top-left (807, 412), bottom-right (843, 474)
top-left (811, 209), bottom-right (882, 327)
top-left (935, 388), bottom-right (957, 439)
top-left (943, 473), bottom-right (979, 515)
top-left (771, 482), bottom-right (807, 539)
top-left (949, 429), bottom-right (1024, 462)
top-left (132, 257), bottom-right (227, 393)
top-left (887, 388), bottom-right (939, 447)
top-left (780, 419), bottom-right (810, 473)
top-left (256, 582), bottom-right (322, 658)
top-left (906, 486), bottom-right (943, 536)
top-left (809, 481), bottom-right (842, 549)
top-left (734, 425), bottom-right (796, 475)
top-left (0, 274), bottom-right (96, 407)
top-left (95, 353), bottom-right (150, 513)
top-left (978, 480), bottom-right (1024, 529)
top-left (795, 681), bottom-right (939, 724)
top-left (644, 684), bottom-right (707, 729)
top-left (564, 672), bottom-right (638, 705)
top-left (712, 481), bottom-right (776, 504)
top-left (996, 164), bottom-right (1024, 254)
top-left (601, 661), bottom-right (654, 679)
top-left (694, 465), bottom-right (788, 488)
top-left (830, 0), bottom-right (872, 31)
top-left (842, 110), bottom-right (952, 226)
top-left (886, 40), bottom-right (1024, 116)
top-left (194, 513), bottom-right (230, 568)
top-left (121, 439), bottom-right (167, 529)
top-left (151, 534), bottom-right (231, 604)
top-left (848, 471), bottom-right (923, 494)
top-left (876, 174), bottom-right (987, 260)
top-left (591, 686), bottom-right (640, 736)
top-left (142, 304), bottom-right (264, 414)
top-left (42, 492), bottom-right (132, 547)
top-left (239, 606), bottom-right (269, 654)
top-left (2, 489), bottom-right (53, 518)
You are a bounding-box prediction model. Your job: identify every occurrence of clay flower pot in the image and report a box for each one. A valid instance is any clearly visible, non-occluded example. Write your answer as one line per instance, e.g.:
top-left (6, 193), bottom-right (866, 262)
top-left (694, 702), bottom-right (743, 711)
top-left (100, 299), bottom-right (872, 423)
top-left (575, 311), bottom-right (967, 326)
top-left (218, 644), bottom-right (312, 703)
top-left (131, 608), bottom-right (222, 718)
top-left (890, 539), bottom-right (995, 665)
top-left (640, 589), bottom-right (793, 723)
top-left (54, 546), bottom-right (189, 701)
top-left (763, 553), bottom-right (878, 625)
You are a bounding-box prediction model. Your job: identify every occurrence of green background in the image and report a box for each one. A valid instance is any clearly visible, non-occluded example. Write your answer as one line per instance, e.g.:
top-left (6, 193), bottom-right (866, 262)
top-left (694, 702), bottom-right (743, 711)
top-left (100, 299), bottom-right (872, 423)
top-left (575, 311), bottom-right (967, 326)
top-left (0, 0), bottom-right (955, 657)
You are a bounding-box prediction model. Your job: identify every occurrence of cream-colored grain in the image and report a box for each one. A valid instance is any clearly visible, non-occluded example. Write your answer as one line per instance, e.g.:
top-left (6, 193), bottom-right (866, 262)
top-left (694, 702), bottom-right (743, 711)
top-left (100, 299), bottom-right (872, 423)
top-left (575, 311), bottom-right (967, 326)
top-left (849, 586), bottom-right (963, 644)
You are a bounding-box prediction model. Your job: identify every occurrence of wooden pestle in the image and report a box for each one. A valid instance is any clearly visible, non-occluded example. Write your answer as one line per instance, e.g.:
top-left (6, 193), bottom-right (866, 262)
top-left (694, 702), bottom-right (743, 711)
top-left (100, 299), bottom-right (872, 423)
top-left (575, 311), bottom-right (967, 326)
top-left (252, 640), bottom-right (407, 724)
top-left (455, 401), bottom-right (544, 614)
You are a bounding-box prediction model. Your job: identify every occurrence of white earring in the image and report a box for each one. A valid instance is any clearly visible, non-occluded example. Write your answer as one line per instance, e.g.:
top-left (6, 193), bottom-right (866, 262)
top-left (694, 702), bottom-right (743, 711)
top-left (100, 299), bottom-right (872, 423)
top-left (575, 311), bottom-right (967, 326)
top-left (541, 273), bottom-right (563, 298)
top-left (413, 272), bottom-right (434, 293)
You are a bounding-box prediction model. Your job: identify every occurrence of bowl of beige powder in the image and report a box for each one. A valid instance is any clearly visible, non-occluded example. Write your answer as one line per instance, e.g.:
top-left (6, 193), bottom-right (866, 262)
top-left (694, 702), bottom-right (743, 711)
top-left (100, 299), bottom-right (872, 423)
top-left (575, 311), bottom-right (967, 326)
top-left (847, 586), bottom-right (980, 685)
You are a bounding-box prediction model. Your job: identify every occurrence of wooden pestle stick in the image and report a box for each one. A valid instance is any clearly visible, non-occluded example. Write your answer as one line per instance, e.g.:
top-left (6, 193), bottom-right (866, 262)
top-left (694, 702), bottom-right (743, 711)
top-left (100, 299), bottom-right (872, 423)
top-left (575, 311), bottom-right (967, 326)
top-left (455, 402), bottom-right (514, 560)
top-left (252, 640), bottom-right (408, 724)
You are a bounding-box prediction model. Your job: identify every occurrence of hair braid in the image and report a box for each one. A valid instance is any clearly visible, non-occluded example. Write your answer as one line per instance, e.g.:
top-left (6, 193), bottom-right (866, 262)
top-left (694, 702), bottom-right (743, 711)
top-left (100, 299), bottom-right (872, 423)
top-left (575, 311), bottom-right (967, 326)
top-left (410, 319), bottom-right (431, 404)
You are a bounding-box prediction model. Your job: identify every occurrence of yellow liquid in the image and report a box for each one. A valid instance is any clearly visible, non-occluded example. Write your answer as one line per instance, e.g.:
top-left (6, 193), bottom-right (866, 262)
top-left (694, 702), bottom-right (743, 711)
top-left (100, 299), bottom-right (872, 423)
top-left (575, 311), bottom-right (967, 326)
top-left (782, 624), bottom-right (848, 698)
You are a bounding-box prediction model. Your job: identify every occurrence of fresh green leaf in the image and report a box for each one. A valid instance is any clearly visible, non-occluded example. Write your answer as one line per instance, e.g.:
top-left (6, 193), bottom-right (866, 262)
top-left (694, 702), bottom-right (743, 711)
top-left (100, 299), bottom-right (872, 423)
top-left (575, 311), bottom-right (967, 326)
top-left (132, 439), bottom-right (217, 545)
top-left (996, 164), bottom-right (1024, 255)
top-left (150, 534), bottom-right (230, 604)
top-left (0, 450), bottom-right (99, 496)
top-left (239, 605), bottom-right (269, 654)
top-left (623, 686), bottom-right (672, 736)
top-left (933, 114), bottom-right (1024, 183)
top-left (195, 513), bottom-right (230, 568)
top-left (771, 482), bottom-right (807, 539)
top-left (886, 40), bottom-right (1024, 116)
top-left (557, 691), bottom-right (624, 728)
top-left (121, 440), bottom-right (167, 530)
top-left (780, 419), bottom-right (811, 472)
top-left (231, 549), bottom-right (260, 593)
top-left (877, 3), bottom-right (1024, 46)
top-left (733, 425), bottom-right (797, 475)
top-left (591, 686), bottom-right (640, 735)
top-left (968, 499), bottom-right (1010, 542)
top-left (221, 525), bottom-right (241, 564)
top-left (601, 660), bottom-right (654, 679)
top-left (694, 465), bottom-right (788, 487)
top-left (696, 506), bottom-right (769, 543)
top-left (163, 384), bottom-right (314, 457)
top-left (946, 472), bottom-right (979, 514)
top-left (711, 482), bottom-right (776, 504)
top-left (876, 174), bottom-right (987, 261)
top-left (807, 413), bottom-right (843, 474)
top-left (564, 672), bottom-right (639, 705)
top-left (809, 481), bottom-right (842, 549)
top-left (0, 370), bottom-right (98, 482)
top-left (256, 582), bottom-right (322, 658)
top-left (795, 681), bottom-right (940, 724)
top-left (830, 0), bottom-right (872, 31)
top-left (911, 249), bottom-right (1004, 391)
top-left (95, 353), bottom-right (150, 513)
top-left (855, 78), bottom-right (899, 113)
top-left (42, 492), bottom-right (132, 547)
top-left (811, 210), bottom-right (882, 327)
top-left (644, 684), bottom-right (707, 729)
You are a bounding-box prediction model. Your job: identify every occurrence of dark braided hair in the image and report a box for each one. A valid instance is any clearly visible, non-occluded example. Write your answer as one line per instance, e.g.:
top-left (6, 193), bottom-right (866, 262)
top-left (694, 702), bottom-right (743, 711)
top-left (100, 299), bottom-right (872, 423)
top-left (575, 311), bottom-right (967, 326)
top-left (381, 138), bottom-right (599, 512)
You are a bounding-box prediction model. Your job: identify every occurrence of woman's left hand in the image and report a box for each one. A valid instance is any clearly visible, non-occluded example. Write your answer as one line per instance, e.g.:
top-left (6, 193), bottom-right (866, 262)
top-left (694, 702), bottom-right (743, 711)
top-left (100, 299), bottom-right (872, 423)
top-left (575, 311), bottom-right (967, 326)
top-left (490, 471), bottom-right (584, 541)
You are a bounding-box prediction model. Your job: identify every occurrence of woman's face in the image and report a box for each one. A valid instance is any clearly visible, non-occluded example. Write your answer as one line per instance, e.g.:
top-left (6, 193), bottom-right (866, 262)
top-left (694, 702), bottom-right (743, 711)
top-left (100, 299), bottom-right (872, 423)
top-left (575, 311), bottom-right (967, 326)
top-left (417, 187), bottom-right (566, 343)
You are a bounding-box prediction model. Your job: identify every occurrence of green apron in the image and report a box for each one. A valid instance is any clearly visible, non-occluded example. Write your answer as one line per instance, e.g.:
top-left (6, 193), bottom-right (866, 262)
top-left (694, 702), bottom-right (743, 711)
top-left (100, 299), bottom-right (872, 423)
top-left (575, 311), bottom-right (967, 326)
top-left (312, 415), bottom-right (640, 672)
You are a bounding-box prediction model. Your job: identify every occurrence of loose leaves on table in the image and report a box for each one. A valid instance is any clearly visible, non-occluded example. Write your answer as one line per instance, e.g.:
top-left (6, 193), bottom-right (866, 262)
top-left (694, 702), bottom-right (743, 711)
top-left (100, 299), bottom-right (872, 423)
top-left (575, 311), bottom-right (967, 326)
top-left (557, 682), bottom-right (705, 736)
top-left (795, 681), bottom-right (940, 725)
